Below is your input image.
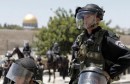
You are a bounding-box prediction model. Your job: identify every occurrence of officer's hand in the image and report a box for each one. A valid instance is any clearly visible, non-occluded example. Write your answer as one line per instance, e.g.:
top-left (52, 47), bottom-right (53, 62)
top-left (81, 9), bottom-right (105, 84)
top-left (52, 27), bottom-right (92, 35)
top-left (71, 58), bottom-right (79, 63)
top-left (70, 59), bottom-right (80, 69)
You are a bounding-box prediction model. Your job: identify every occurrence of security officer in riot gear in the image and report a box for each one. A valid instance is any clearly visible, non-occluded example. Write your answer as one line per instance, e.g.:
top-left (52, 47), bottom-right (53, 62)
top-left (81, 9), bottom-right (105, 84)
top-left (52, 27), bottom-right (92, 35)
top-left (52, 42), bottom-right (60, 55)
top-left (69, 3), bottom-right (130, 84)
top-left (6, 57), bottom-right (43, 84)
top-left (3, 52), bottom-right (14, 84)
top-left (52, 42), bottom-right (61, 63)
top-left (36, 56), bottom-right (44, 82)
top-left (23, 42), bottom-right (31, 57)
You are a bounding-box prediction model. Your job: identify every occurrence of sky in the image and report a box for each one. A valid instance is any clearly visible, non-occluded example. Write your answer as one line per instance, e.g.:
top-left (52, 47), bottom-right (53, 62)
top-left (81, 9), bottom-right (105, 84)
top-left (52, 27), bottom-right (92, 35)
top-left (0, 0), bottom-right (130, 29)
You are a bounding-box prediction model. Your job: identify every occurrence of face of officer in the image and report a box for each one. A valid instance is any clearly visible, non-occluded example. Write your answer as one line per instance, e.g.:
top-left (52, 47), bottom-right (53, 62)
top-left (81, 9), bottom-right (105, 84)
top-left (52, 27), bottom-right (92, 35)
top-left (83, 13), bottom-right (98, 29)
top-left (76, 11), bottom-right (100, 32)
top-left (75, 4), bottom-right (105, 30)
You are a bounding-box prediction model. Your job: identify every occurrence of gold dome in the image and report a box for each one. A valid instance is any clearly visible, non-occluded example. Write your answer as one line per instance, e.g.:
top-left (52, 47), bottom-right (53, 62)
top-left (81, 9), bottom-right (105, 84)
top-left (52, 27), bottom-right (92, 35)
top-left (23, 14), bottom-right (38, 28)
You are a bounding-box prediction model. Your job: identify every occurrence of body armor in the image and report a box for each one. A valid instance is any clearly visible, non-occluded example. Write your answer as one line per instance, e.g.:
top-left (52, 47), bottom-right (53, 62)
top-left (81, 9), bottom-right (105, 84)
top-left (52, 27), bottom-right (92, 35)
top-left (77, 29), bottom-right (106, 70)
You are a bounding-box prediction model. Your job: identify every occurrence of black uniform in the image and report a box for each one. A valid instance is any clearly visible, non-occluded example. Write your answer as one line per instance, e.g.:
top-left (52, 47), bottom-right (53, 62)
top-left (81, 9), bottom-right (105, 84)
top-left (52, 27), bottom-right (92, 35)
top-left (52, 43), bottom-right (60, 55)
top-left (71, 26), bottom-right (130, 80)
top-left (101, 28), bottom-right (130, 79)
top-left (23, 45), bottom-right (31, 56)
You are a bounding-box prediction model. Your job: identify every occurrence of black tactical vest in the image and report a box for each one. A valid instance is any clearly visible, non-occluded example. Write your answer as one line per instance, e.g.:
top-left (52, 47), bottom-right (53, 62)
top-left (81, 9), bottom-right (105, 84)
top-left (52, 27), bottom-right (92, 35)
top-left (76, 29), bottom-right (106, 70)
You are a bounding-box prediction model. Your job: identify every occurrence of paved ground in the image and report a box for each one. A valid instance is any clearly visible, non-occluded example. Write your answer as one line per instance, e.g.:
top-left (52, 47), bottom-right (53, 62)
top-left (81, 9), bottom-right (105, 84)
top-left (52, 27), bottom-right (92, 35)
top-left (0, 78), bottom-right (3, 84)
top-left (43, 75), bottom-right (70, 84)
top-left (42, 70), bottom-right (70, 84)
top-left (1, 72), bottom-right (130, 84)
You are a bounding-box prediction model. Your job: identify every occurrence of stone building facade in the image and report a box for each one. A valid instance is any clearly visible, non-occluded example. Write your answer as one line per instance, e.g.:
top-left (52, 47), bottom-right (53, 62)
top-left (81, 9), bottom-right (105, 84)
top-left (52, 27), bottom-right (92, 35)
top-left (0, 29), bottom-right (38, 54)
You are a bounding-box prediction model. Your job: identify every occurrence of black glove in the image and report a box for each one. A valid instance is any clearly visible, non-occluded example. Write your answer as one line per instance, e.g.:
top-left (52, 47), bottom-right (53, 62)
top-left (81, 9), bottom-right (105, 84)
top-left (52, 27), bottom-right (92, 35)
top-left (70, 58), bottom-right (80, 69)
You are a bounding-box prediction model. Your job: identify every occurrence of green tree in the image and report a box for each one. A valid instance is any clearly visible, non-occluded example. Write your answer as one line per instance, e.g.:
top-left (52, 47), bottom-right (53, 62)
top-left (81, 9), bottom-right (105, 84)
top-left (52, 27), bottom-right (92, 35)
top-left (35, 8), bottom-right (80, 55)
top-left (99, 20), bottom-right (114, 32)
top-left (34, 8), bottom-right (113, 56)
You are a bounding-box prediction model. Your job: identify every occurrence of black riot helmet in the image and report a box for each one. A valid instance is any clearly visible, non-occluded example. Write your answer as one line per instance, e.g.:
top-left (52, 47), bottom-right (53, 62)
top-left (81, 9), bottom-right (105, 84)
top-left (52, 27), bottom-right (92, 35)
top-left (15, 57), bottom-right (37, 72)
top-left (5, 51), bottom-right (12, 58)
top-left (75, 4), bottom-right (105, 20)
top-left (6, 57), bottom-right (38, 83)
top-left (36, 56), bottom-right (42, 61)
top-left (75, 4), bottom-right (105, 29)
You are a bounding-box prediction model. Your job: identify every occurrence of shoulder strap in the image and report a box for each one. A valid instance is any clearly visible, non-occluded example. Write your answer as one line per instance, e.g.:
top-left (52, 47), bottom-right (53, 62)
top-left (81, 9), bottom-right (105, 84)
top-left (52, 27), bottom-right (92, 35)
top-left (93, 29), bottom-right (107, 52)
top-left (75, 31), bottom-right (86, 46)
top-left (96, 29), bottom-right (107, 45)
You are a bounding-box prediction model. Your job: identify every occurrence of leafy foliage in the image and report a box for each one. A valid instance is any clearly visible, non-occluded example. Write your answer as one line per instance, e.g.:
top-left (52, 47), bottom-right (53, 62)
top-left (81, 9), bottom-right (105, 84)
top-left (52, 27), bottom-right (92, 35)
top-left (99, 20), bottom-right (114, 32)
top-left (34, 8), bottom-right (114, 56)
top-left (0, 23), bottom-right (23, 29)
top-left (35, 8), bottom-right (81, 55)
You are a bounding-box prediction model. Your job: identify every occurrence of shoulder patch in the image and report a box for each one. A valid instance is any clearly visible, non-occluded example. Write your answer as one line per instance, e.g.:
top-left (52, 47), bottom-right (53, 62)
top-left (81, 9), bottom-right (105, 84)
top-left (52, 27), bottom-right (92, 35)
top-left (115, 41), bottom-right (126, 48)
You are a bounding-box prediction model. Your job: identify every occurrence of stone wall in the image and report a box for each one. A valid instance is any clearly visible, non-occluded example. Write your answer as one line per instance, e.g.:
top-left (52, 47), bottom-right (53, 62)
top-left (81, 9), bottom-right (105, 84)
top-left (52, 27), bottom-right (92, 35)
top-left (0, 29), bottom-right (38, 54)
top-left (0, 29), bottom-right (130, 55)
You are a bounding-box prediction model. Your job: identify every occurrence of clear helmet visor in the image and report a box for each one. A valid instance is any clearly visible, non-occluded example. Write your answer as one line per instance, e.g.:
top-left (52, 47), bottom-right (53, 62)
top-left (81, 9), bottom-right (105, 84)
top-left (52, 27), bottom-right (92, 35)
top-left (6, 63), bottom-right (34, 84)
top-left (76, 11), bottom-right (96, 29)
